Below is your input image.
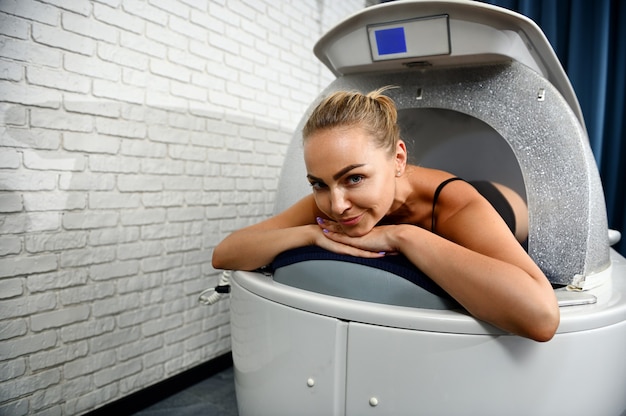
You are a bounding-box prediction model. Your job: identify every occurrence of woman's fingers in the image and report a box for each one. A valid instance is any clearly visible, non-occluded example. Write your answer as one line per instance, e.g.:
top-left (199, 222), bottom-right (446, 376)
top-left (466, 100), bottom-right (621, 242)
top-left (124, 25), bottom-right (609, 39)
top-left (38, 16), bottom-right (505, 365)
top-left (316, 217), bottom-right (342, 234)
top-left (324, 241), bottom-right (386, 258)
top-left (314, 228), bottom-right (385, 258)
top-left (315, 218), bottom-right (396, 257)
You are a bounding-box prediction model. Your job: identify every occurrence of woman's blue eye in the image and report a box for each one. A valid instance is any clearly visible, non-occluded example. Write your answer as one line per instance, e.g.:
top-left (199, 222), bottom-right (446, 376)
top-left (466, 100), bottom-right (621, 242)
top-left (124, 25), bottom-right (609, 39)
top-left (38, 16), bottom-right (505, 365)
top-left (347, 175), bottom-right (363, 185)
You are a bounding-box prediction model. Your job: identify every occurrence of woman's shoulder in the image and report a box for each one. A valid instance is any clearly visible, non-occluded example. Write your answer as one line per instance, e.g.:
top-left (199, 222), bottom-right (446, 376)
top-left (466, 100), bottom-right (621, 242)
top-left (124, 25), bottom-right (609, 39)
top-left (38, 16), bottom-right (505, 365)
top-left (411, 167), bottom-right (498, 227)
top-left (407, 166), bottom-right (461, 196)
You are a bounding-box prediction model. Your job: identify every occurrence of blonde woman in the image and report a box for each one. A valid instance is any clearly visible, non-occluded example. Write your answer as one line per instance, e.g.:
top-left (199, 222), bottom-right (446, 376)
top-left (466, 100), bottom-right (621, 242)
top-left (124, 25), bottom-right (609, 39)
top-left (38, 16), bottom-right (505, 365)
top-left (212, 88), bottom-right (559, 342)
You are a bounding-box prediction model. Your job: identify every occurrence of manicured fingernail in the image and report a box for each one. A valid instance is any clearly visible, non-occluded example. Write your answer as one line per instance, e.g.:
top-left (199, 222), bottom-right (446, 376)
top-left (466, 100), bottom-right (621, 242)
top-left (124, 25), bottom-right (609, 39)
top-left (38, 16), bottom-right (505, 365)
top-left (322, 228), bottom-right (329, 234)
top-left (316, 217), bottom-right (324, 225)
top-left (378, 251), bottom-right (386, 255)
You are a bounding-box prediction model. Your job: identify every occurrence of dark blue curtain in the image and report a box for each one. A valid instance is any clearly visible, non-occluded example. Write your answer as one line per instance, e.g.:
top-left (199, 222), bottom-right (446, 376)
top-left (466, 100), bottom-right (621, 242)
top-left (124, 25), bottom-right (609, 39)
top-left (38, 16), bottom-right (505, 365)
top-left (480, 0), bottom-right (626, 256)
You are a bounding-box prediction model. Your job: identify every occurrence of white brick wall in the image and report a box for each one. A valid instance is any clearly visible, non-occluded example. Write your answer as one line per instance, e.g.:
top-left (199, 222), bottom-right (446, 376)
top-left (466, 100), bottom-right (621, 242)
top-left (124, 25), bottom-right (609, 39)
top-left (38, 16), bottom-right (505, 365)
top-left (0, 0), bottom-right (365, 414)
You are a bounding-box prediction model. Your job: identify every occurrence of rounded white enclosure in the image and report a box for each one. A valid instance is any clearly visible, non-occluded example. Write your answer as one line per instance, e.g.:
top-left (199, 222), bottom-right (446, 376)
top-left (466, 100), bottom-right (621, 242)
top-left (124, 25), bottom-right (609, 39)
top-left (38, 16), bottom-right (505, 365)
top-left (228, 1), bottom-right (626, 415)
top-left (231, 252), bottom-right (626, 416)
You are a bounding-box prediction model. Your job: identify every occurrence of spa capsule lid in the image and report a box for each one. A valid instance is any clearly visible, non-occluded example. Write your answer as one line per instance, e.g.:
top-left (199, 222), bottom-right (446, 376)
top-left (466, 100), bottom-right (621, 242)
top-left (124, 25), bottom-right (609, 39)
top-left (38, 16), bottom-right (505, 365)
top-left (314, 0), bottom-right (586, 133)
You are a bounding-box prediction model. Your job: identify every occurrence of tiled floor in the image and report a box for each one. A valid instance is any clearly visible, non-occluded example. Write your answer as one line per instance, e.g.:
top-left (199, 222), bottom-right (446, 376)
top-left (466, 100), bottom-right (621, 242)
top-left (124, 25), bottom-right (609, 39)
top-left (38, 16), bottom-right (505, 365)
top-left (131, 366), bottom-right (238, 416)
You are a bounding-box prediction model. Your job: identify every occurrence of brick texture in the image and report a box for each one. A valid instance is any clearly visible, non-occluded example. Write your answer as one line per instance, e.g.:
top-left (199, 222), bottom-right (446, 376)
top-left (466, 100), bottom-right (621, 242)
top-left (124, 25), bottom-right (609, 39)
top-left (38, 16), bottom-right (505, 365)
top-left (0, 0), bottom-right (364, 414)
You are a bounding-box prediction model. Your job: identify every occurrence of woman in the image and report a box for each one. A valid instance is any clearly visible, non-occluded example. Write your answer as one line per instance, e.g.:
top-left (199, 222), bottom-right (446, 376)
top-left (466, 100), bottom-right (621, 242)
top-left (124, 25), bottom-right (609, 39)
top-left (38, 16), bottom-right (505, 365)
top-left (212, 88), bottom-right (559, 342)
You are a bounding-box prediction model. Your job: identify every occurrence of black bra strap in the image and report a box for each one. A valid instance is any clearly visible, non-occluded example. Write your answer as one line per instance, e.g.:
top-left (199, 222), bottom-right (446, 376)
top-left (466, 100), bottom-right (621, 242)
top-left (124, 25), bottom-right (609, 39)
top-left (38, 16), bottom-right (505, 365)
top-left (431, 177), bottom-right (464, 232)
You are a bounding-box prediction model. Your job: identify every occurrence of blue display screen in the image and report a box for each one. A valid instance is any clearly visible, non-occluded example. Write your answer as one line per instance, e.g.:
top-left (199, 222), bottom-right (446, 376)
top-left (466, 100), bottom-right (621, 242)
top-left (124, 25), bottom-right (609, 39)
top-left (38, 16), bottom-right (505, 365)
top-left (374, 27), bottom-right (407, 55)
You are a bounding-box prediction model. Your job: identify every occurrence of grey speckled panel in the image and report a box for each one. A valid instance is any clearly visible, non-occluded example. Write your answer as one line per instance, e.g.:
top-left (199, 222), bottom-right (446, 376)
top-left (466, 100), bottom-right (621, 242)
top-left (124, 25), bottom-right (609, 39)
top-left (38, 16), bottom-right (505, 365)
top-left (276, 61), bottom-right (610, 286)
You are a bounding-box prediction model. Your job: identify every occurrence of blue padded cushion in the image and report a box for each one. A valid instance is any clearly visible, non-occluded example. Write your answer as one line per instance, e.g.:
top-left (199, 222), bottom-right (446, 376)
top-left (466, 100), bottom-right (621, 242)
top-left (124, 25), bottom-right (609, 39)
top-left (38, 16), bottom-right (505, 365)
top-left (271, 245), bottom-right (453, 299)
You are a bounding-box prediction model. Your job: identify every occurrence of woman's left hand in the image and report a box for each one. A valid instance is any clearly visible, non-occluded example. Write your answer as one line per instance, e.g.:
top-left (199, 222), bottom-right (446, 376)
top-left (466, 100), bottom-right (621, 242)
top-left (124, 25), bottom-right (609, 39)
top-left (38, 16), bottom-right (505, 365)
top-left (316, 217), bottom-right (399, 255)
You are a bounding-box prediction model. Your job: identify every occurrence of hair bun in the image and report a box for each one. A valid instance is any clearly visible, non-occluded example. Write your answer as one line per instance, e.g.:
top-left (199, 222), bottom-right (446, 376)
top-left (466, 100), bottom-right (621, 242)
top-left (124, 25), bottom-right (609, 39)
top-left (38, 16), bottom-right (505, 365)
top-left (367, 86), bottom-right (399, 124)
top-left (303, 86), bottom-right (401, 154)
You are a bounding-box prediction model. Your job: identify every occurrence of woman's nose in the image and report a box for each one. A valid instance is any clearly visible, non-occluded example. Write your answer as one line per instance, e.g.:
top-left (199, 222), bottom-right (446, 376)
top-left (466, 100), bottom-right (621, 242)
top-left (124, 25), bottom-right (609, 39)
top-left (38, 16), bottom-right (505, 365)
top-left (330, 188), bottom-right (350, 215)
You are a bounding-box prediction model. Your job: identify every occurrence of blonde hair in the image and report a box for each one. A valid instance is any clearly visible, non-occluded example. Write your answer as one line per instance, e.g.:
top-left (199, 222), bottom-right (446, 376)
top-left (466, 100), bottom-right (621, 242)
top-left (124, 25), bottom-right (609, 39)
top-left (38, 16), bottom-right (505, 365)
top-left (302, 86), bottom-right (400, 155)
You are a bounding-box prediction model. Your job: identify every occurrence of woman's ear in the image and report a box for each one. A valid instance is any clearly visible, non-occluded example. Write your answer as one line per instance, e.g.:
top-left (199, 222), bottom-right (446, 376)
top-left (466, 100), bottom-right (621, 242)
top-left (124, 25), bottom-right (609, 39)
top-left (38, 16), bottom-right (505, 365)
top-left (395, 140), bottom-right (408, 175)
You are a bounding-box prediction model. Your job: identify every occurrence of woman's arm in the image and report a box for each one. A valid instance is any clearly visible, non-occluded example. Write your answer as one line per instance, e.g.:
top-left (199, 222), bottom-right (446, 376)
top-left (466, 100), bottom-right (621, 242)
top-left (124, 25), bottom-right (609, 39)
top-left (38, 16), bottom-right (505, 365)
top-left (212, 196), bottom-right (318, 271)
top-left (392, 223), bottom-right (559, 342)
top-left (211, 195), bottom-right (385, 271)
top-left (428, 180), bottom-right (559, 341)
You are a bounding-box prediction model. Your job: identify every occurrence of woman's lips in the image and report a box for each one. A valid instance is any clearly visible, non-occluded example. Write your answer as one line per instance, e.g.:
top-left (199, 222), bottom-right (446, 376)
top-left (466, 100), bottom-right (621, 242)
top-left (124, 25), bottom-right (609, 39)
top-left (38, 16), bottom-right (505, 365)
top-left (339, 213), bottom-right (363, 226)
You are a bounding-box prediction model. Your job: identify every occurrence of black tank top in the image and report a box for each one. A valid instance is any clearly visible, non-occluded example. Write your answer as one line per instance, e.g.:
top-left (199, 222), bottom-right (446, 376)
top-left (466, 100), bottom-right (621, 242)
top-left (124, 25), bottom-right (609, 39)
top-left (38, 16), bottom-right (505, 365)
top-left (431, 177), bottom-right (516, 234)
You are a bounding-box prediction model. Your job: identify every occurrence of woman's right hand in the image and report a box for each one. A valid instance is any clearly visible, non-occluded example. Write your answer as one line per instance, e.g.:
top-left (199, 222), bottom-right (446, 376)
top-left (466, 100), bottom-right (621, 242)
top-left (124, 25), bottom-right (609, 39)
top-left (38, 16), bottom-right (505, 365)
top-left (310, 220), bottom-right (387, 259)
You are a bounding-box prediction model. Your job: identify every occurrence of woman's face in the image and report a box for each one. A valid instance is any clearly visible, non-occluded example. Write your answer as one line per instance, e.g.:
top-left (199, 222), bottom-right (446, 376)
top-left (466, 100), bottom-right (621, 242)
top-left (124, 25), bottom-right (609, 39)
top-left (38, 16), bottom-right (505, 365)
top-left (304, 126), bottom-right (405, 237)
